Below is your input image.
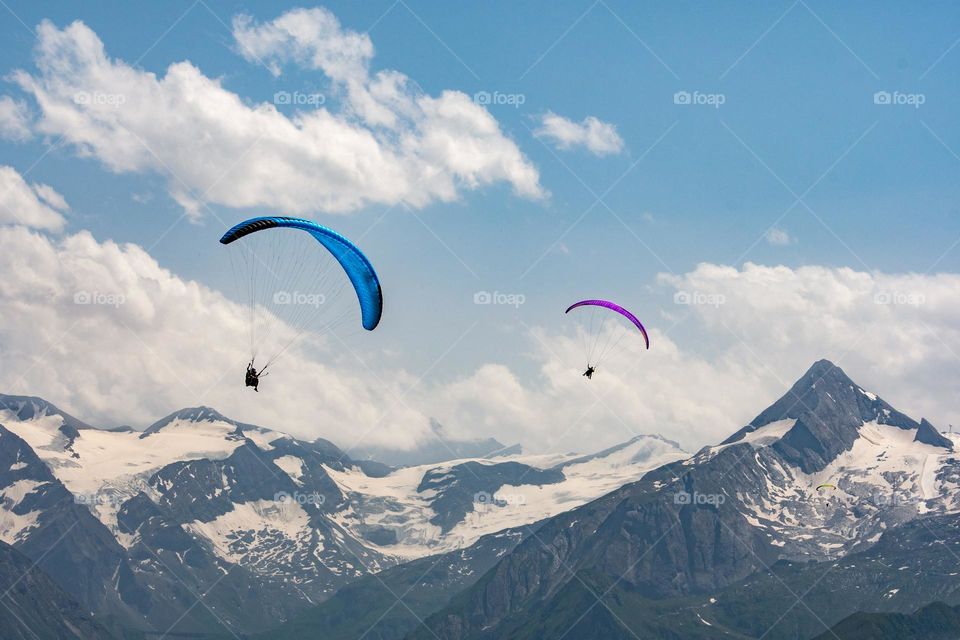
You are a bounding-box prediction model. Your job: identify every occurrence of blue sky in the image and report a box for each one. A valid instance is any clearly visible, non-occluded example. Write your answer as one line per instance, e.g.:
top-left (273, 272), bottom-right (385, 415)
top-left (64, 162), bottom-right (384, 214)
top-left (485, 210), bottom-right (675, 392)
top-left (1, 1), bottom-right (959, 451)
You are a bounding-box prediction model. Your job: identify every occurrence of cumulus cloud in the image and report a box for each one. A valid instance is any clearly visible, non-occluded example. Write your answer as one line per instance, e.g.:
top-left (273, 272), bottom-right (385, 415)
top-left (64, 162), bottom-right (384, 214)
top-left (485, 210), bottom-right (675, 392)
top-left (0, 225), bottom-right (431, 448)
top-left (233, 8), bottom-right (373, 82)
top-left (0, 165), bottom-right (68, 230)
top-left (434, 263), bottom-right (960, 451)
top-left (13, 14), bottom-right (543, 219)
top-left (0, 96), bottom-right (31, 141)
top-left (534, 112), bottom-right (624, 156)
top-left (0, 224), bottom-right (757, 453)
top-left (430, 337), bottom-right (765, 455)
top-left (659, 262), bottom-right (960, 433)
top-left (1, 215), bottom-right (957, 454)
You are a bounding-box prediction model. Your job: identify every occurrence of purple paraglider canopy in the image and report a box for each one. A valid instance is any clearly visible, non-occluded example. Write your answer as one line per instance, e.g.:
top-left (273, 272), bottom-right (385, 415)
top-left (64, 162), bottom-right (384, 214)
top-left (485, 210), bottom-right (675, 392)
top-left (565, 300), bottom-right (650, 349)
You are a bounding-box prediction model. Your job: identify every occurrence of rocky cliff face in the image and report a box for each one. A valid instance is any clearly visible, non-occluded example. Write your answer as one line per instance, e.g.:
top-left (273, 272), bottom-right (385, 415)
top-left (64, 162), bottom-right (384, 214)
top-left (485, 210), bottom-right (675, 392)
top-left (0, 540), bottom-right (116, 640)
top-left (724, 359), bottom-right (923, 472)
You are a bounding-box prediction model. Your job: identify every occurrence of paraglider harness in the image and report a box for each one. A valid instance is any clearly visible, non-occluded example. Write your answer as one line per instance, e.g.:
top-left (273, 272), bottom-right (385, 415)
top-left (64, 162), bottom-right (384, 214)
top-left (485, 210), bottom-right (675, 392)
top-left (245, 361), bottom-right (268, 391)
top-left (583, 365), bottom-right (596, 380)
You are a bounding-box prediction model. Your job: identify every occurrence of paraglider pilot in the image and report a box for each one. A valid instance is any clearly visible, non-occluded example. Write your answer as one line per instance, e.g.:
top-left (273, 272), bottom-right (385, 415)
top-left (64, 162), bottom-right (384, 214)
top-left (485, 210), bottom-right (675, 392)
top-left (245, 361), bottom-right (261, 392)
top-left (583, 365), bottom-right (596, 380)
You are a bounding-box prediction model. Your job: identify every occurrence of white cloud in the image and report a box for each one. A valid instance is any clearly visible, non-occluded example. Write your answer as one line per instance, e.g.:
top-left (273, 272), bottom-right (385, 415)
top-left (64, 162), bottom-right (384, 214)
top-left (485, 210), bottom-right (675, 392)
top-left (1, 218), bottom-right (957, 455)
top-left (0, 220), bottom-right (751, 454)
top-left (13, 15), bottom-right (543, 219)
top-left (0, 97), bottom-right (31, 142)
top-left (765, 227), bottom-right (792, 245)
top-left (0, 225), bottom-right (430, 448)
top-left (534, 112), bottom-right (624, 156)
top-left (430, 336), bottom-right (764, 455)
top-left (437, 263), bottom-right (960, 451)
top-left (0, 165), bottom-right (68, 230)
top-left (0, 219), bottom-right (745, 452)
top-left (233, 8), bottom-right (373, 83)
top-left (658, 262), bottom-right (960, 433)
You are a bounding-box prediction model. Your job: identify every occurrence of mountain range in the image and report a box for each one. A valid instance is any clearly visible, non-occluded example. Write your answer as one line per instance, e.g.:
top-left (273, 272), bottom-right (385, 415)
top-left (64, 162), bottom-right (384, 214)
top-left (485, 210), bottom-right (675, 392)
top-left (0, 394), bottom-right (684, 637)
top-left (1, 360), bottom-right (958, 639)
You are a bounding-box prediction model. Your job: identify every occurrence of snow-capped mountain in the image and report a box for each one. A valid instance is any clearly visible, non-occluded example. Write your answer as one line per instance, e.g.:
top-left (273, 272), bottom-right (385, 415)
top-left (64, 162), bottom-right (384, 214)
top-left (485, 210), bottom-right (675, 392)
top-left (4, 361), bottom-right (955, 640)
top-left (0, 394), bottom-right (93, 432)
top-left (329, 434), bottom-right (687, 560)
top-left (0, 409), bottom-right (365, 634)
top-left (690, 359), bottom-right (958, 559)
top-left (0, 395), bottom-right (685, 636)
top-left (412, 360), bottom-right (960, 640)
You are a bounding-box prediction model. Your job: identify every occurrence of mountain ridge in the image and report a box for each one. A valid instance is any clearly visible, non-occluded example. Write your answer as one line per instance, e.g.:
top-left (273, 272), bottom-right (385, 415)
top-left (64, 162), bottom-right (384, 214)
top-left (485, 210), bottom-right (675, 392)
top-left (814, 601), bottom-right (960, 640)
top-left (0, 391), bottom-right (685, 636)
top-left (408, 359), bottom-right (960, 639)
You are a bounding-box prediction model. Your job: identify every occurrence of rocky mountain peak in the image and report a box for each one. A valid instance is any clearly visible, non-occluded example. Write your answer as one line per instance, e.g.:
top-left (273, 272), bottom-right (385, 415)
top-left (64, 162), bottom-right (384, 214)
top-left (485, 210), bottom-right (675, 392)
top-left (724, 360), bottom-right (924, 473)
top-left (140, 405), bottom-right (236, 437)
top-left (916, 418), bottom-right (953, 450)
top-left (0, 393), bottom-right (92, 434)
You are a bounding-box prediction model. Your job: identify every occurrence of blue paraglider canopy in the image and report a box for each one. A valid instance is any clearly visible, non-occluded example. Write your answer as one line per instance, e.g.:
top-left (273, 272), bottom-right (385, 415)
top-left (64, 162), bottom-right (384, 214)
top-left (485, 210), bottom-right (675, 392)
top-left (220, 216), bottom-right (382, 331)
